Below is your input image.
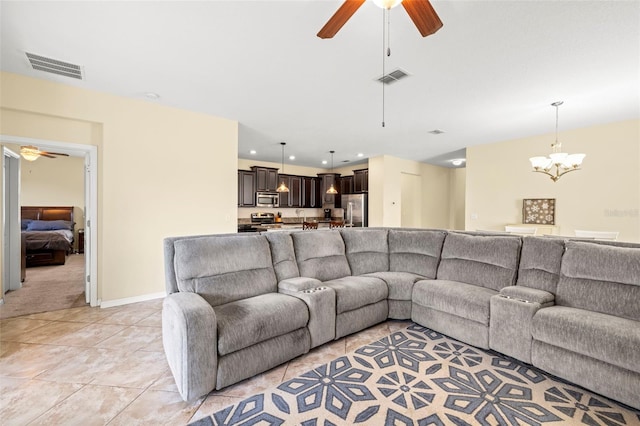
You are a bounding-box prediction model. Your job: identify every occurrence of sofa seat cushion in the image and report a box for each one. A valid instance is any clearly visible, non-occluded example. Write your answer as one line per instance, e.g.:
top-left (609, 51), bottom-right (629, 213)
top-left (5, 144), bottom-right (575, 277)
top-left (215, 293), bottom-right (309, 356)
top-left (413, 279), bottom-right (496, 325)
top-left (364, 271), bottom-right (425, 300)
top-left (323, 276), bottom-right (388, 314)
top-left (532, 306), bottom-right (640, 374)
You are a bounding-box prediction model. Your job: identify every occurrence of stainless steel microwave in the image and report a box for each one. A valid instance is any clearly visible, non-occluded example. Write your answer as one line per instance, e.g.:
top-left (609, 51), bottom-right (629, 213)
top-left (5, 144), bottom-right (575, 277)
top-left (256, 192), bottom-right (279, 208)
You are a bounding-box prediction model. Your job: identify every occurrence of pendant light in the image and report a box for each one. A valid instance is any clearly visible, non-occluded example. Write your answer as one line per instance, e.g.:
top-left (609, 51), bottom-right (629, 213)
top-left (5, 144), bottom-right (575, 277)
top-left (276, 142), bottom-right (289, 193)
top-left (326, 150), bottom-right (338, 194)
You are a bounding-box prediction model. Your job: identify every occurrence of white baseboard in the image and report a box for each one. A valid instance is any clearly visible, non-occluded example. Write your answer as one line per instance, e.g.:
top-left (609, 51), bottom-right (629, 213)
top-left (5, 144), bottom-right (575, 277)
top-left (100, 292), bottom-right (166, 309)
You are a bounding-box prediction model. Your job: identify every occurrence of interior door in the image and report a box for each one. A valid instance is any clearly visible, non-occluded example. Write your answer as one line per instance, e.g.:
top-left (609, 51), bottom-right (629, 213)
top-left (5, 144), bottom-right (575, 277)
top-left (401, 172), bottom-right (422, 228)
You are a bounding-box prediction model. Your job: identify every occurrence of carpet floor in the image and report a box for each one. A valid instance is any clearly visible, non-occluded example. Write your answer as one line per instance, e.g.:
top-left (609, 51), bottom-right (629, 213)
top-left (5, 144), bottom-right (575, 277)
top-left (0, 254), bottom-right (86, 320)
top-left (191, 324), bottom-right (640, 425)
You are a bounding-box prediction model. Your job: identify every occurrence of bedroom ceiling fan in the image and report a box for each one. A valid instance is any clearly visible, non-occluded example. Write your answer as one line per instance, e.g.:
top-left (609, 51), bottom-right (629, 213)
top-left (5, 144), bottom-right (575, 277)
top-left (20, 145), bottom-right (70, 161)
top-left (317, 0), bottom-right (443, 39)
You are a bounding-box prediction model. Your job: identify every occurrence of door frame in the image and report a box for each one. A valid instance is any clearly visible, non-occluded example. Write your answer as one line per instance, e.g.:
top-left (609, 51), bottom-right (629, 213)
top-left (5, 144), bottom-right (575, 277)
top-left (2, 147), bottom-right (21, 299)
top-left (0, 135), bottom-right (99, 307)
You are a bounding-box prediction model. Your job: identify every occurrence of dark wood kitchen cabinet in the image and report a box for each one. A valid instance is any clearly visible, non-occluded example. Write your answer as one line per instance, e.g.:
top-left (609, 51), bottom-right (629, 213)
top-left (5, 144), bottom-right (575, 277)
top-left (277, 175), bottom-right (290, 207)
top-left (339, 176), bottom-right (353, 195)
top-left (318, 173), bottom-right (341, 207)
top-left (238, 170), bottom-right (256, 207)
top-left (251, 166), bottom-right (279, 192)
top-left (302, 177), bottom-right (320, 208)
top-left (289, 176), bottom-right (303, 208)
top-left (353, 169), bottom-right (368, 193)
top-left (276, 175), bottom-right (303, 208)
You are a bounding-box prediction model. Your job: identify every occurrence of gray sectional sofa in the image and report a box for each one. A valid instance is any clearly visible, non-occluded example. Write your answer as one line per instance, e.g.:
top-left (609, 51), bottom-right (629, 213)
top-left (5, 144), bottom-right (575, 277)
top-left (162, 228), bottom-right (640, 409)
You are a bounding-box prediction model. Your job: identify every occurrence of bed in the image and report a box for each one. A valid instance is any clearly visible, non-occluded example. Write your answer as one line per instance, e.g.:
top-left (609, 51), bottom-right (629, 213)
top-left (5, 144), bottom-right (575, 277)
top-left (21, 206), bottom-right (75, 267)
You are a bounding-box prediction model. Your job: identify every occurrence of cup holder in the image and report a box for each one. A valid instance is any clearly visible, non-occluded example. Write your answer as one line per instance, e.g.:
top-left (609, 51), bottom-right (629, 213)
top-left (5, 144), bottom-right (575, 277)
top-left (302, 286), bottom-right (328, 294)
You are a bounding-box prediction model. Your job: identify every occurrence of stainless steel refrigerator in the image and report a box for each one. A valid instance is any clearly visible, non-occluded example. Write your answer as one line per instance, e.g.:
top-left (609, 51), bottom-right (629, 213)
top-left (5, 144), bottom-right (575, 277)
top-left (342, 194), bottom-right (368, 227)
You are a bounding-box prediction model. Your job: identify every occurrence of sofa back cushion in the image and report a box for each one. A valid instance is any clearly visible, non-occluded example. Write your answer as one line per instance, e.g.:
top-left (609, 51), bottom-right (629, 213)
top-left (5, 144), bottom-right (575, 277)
top-left (341, 229), bottom-right (389, 275)
top-left (388, 230), bottom-right (446, 278)
top-left (437, 232), bottom-right (521, 291)
top-left (556, 241), bottom-right (640, 321)
top-left (516, 237), bottom-right (565, 293)
top-left (264, 232), bottom-right (300, 281)
top-left (173, 235), bottom-right (277, 307)
top-left (292, 231), bottom-right (351, 282)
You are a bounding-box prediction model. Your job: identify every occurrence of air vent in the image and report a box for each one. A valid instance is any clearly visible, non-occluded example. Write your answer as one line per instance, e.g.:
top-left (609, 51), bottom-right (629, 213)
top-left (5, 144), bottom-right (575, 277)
top-left (376, 68), bottom-right (410, 85)
top-left (428, 129), bottom-right (446, 135)
top-left (25, 52), bottom-right (84, 80)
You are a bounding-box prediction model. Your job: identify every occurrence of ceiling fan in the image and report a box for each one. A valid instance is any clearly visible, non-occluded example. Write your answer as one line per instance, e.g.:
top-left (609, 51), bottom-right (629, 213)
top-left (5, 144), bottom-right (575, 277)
top-left (20, 145), bottom-right (70, 161)
top-left (317, 0), bottom-right (443, 39)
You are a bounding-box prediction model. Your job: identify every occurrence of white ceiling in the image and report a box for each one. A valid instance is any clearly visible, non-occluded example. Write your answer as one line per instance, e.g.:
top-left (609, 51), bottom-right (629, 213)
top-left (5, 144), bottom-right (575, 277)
top-left (1, 1), bottom-right (639, 169)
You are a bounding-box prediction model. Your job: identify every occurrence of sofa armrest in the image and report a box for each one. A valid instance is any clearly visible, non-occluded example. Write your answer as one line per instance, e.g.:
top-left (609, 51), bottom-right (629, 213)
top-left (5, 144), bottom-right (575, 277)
top-left (162, 292), bottom-right (217, 402)
top-left (490, 287), bottom-right (554, 364)
top-left (500, 286), bottom-right (555, 307)
top-left (278, 277), bottom-right (323, 294)
top-left (278, 278), bottom-right (335, 348)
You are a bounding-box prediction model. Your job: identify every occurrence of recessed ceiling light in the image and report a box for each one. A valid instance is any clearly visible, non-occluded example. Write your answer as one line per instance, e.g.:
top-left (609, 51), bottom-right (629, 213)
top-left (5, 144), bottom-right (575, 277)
top-left (357, 153), bottom-right (364, 157)
top-left (144, 92), bottom-right (160, 99)
top-left (451, 159), bottom-right (465, 166)
top-left (322, 160), bottom-right (328, 165)
top-left (429, 129), bottom-right (445, 135)
top-left (289, 155), bottom-right (295, 160)
top-left (249, 150), bottom-right (256, 155)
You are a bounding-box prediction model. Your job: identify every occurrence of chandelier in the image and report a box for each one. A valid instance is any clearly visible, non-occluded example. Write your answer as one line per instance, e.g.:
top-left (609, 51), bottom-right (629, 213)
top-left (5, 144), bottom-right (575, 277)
top-left (529, 101), bottom-right (585, 182)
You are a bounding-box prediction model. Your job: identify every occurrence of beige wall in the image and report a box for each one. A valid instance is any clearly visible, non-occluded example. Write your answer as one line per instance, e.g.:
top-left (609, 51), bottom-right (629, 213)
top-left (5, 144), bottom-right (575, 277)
top-left (0, 72), bottom-right (238, 303)
top-left (368, 155), bottom-right (453, 229)
top-left (466, 119), bottom-right (640, 242)
top-left (19, 155), bottom-right (85, 250)
top-left (449, 168), bottom-right (466, 230)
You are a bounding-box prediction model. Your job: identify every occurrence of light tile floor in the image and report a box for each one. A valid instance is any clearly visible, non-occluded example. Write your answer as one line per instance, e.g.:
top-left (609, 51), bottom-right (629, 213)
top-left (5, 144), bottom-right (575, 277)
top-left (0, 298), bottom-right (409, 425)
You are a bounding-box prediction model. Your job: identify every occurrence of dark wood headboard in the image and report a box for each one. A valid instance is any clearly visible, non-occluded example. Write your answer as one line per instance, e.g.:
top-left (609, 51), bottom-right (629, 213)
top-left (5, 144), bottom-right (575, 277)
top-left (21, 206), bottom-right (74, 225)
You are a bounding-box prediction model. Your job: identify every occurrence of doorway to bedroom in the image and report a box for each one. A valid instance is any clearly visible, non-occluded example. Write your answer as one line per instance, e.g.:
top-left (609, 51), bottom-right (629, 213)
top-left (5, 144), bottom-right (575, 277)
top-left (0, 136), bottom-right (98, 319)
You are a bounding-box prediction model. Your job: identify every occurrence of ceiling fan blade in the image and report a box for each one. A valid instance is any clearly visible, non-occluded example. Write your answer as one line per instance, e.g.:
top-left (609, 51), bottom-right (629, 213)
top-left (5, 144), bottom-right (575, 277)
top-left (42, 152), bottom-right (70, 157)
top-left (40, 153), bottom-right (56, 159)
top-left (317, 0), bottom-right (366, 39)
top-left (402, 0), bottom-right (443, 37)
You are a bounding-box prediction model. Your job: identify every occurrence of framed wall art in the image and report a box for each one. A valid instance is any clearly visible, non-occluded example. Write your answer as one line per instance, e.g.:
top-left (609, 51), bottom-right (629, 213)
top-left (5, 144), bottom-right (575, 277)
top-left (523, 198), bottom-right (555, 225)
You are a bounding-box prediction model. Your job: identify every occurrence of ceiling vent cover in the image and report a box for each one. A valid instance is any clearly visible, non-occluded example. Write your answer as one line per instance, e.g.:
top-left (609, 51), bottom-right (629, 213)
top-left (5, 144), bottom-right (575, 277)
top-left (25, 52), bottom-right (84, 80)
top-left (376, 68), bottom-right (410, 85)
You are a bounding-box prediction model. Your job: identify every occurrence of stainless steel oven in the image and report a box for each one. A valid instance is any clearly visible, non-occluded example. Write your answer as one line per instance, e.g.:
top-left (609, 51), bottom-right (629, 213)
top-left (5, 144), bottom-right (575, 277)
top-left (256, 192), bottom-right (279, 208)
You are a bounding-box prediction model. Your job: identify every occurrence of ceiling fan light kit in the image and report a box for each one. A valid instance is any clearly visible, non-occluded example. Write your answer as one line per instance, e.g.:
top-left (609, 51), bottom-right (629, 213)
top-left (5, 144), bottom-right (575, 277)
top-left (20, 146), bottom-right (41, 162)
top-left (317, 0), bottom-right (442, 39)
top-left (372, 0), bottom-right (403, 10)
top-left (529, 101), bottom-right (585, 182)
top-left (20, 145), bottom-right (69, 161)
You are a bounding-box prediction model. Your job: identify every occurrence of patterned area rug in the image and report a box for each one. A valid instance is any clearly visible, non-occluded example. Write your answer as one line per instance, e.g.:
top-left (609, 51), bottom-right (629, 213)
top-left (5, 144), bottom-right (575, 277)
top-left (191, 324), bottom-right (640, 425)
